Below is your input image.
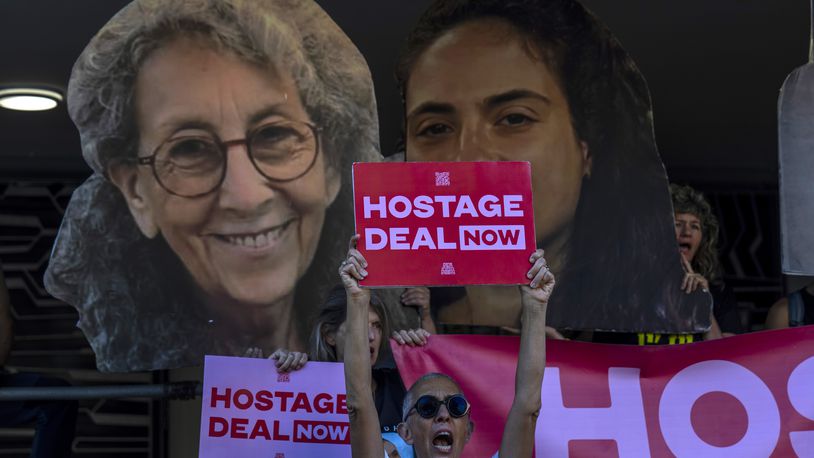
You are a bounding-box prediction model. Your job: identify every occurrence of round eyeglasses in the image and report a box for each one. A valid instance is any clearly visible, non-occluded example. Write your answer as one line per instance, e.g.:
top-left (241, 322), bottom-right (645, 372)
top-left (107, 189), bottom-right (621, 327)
top-left (136, 119), bottom-right (320, 198)
top-left (404, 394), bottom-right (471, 421)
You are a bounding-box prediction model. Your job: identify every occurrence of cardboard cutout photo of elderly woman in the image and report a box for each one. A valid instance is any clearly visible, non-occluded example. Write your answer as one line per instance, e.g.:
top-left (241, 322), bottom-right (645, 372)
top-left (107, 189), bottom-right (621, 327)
top-left (44, 0), bottom-right (380, 372)
top-left (398, 0), bottom-right (712, 334)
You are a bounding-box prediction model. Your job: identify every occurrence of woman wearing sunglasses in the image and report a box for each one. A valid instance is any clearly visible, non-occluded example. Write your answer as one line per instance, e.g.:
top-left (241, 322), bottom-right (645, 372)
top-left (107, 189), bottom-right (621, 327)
top-left (340, 235), bottom-right (554, 458)
top-left (249, 284), bottom-right (430, 458)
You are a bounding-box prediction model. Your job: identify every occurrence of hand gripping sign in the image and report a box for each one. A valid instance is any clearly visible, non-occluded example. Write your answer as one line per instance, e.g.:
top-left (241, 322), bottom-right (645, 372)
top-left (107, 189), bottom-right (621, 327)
top-left (352, 161), bottom-right (536, 286)
top-left (199, 356), bottom-right (350, 458)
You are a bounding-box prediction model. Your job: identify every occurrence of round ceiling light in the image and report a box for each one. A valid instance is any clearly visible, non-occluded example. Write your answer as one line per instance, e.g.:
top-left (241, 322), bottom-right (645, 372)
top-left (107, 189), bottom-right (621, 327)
top-left (0, 88), bottom-right (63, 111)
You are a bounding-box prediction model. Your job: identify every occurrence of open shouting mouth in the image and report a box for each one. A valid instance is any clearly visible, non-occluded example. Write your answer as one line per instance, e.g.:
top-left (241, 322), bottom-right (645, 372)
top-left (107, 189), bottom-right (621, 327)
top-left (432, 430), bottom-right (453, 454)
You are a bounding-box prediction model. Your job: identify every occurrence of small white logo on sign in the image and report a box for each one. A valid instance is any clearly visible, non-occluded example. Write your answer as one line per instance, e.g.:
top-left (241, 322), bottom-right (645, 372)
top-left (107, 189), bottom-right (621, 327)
top-left (441, 262), bottom-right (456, 275)
top-left (435, 171), bottom-right (450, 186)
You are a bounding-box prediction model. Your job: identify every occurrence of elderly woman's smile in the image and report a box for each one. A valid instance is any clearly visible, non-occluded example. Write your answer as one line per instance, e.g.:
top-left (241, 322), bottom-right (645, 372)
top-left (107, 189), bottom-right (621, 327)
top-left (111, 36), bottom-right (340, 309)
top-left (208, 217), bottom-right (297, 249)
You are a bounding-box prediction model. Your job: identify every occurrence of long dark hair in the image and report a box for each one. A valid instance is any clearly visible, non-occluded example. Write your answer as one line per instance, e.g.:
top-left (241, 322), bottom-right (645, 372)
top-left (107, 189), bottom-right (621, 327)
top-left (396, 0), bottom-right (706, 332)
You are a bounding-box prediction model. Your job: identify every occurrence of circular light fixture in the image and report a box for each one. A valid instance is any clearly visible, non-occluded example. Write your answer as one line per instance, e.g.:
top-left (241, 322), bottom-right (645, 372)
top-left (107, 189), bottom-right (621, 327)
top-left (0, 88), bottom-right (63, 111)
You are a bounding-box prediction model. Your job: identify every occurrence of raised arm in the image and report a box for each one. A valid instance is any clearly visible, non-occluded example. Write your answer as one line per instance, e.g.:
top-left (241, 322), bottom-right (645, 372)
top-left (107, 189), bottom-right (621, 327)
top-left (340, 235), bottom-right (385, 458)
top-left (499, 249), bottom-right (554, 458)
top-left (0, 269), bottom-right (13, 367)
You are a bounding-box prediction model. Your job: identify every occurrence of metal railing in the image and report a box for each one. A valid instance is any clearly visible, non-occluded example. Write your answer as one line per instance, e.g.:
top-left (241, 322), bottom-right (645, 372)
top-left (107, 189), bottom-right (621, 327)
top-left (0, 381), bottom-right (201, 401)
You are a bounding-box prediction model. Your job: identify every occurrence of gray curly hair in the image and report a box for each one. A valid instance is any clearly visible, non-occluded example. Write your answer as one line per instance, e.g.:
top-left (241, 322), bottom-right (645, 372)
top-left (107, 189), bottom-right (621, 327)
top-left (69, 0), bottom-right (377, 175)
top-left (45, 0), bottom-right (381, 371)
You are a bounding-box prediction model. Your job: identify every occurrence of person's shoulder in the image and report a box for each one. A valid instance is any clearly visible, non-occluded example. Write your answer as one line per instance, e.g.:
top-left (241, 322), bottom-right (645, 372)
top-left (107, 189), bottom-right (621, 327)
top-left (766, 297), bottom-right (790, 330)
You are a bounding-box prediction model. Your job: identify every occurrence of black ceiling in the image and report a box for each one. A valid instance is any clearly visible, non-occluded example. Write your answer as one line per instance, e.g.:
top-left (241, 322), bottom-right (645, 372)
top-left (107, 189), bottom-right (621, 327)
top-left (0, 0), bottom-right (808, 184)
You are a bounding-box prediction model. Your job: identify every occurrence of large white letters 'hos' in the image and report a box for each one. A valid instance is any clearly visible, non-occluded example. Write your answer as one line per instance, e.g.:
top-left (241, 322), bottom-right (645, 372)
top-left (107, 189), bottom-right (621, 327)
top-left (788, 356), bottom-right (814, 455)
top-left (537, 367), bottom-right (650, 457)
top-left (659, 360), bottom-right (780, 457)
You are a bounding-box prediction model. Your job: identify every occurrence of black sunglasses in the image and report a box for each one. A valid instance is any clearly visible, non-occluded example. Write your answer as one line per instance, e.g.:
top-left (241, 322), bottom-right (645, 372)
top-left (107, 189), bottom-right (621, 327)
top-left (404, 394), bottom-right (470, 421)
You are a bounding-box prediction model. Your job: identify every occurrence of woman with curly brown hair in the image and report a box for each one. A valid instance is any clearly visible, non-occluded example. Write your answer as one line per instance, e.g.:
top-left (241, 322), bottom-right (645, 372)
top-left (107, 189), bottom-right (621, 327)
top-left (595, 183), bottom-right (741, 344)
top-left (671, 183), bottom-right (743, 337)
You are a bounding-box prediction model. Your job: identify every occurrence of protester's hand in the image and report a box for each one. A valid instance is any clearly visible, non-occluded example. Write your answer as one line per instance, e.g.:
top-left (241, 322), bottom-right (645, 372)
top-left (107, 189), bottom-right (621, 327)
top-left (680, 253), bottom-right (709, 293)
top-left (401, 286), bottom-right (437, 333)
top-left (392, 328), bottom-right (430, 347)
top-left (339, 234), bottom-right (370, 301)
top-left (520, 249), bottom-right (556, 307)
top-left (401, 287), bottom-right (431, 314)
top-left (545, 327), bottom-right (567, 340)
top-left (269, 348), bottom-right (308, 373)
top-left (243, 347), bottom-right (263, 358)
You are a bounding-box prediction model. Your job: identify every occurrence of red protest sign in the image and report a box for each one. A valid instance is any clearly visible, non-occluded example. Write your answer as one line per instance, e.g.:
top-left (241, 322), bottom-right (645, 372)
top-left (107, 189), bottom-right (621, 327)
top-left (392, 328), bottom-right (814, 458)
top-left (352, 161), bottom-right (535, 286)
top-left (199, 357), bottom-right (350, 457)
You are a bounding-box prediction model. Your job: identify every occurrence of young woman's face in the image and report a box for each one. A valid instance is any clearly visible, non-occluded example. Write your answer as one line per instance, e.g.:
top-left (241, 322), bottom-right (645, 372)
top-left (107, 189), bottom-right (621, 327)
top-left (404, 19), bottom-right (591, 248)
top-left (113, 37), bottom-right (340, 309)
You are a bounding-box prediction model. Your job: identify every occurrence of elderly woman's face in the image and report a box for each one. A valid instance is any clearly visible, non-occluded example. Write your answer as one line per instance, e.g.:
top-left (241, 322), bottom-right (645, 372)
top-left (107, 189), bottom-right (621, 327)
top-left (405, 19), bottom-right (591, 248)
top-left (402, 377), bottom-right (472, 458)
top-left (113, 37), bottom-right (339, 307)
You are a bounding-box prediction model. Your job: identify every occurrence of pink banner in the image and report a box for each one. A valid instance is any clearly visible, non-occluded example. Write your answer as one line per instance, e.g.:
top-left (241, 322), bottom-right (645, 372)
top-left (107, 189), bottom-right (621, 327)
top-left (353, 161), bottom-right (535, 286)
top-left (393, 327), bottom-right (814, 457)
top-left (199, 356), bottom-right (350, 458)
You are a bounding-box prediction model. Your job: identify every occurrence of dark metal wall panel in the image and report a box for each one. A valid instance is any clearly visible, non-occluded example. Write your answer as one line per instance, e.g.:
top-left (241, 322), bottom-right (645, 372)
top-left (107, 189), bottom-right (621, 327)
top-left (0, 180), bottom-right (160, 458)
top-left (695, 186), bottom-right (783, 331)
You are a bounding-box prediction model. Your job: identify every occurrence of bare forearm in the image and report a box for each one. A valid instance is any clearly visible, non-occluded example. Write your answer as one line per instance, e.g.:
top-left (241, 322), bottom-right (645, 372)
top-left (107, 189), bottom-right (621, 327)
top-left (514, 303), bottom-right (545, 406)
top-left (420, 308), bottom-right (437, 334)
top-left (499, 300), bottom-right (546, 457)
top-left (345, 293), bottom-right (373, 401)
top-left (343, 293), bottom-right (383, 458)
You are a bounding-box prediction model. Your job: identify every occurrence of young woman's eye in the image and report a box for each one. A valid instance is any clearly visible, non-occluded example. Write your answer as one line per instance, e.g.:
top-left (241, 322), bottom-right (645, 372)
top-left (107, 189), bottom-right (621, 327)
top-left (417, 123), bottom-right (453, 137)
top-left (497, 113), bottom-right (535, 126)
